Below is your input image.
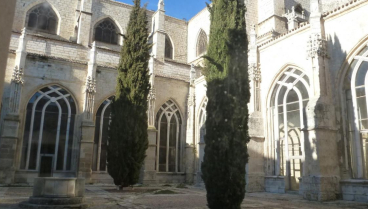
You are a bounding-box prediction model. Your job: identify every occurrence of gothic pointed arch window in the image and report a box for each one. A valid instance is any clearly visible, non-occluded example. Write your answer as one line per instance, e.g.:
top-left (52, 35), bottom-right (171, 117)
top-left (156, 100), bottom-right (182, 172)
top-left (94, 19), bottom-right (119, 45)
top-left (343, 44), bottom-right (368, 179)
top-left (196, 29), bottom-right (208, 57)
top-left (92, 96), bottom-right (114, 172)
top-left (269, 68), bottom-right (310, 191)
top-left (165, 35), bottom-right (173, 59)
top-left (26, 3), bottom-right (58, 34)
top-left (20, 85), bottom-right (77, 172)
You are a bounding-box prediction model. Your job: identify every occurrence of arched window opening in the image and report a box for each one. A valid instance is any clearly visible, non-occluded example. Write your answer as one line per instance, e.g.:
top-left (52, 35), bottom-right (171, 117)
top-left (196, 30), bottom-right (208, 57)
top-left (344, 45), bottom-right (368, 179)
top-left (26, 3), bottom-right (58, 34)
top-left (20, 85), bottom-right (76, 172)
top-left (198, 98), bottom-right (208, 173)
top-left (165, 35), bottom-right (173, 59)
top-left (92, 96), bottom-right (114, 172)
top-left (270, 68), bottom-right (310, 191)
top-left (156, 100), bottom-right (182, 172)
top-left (94, 19), bottom-right (118, 45)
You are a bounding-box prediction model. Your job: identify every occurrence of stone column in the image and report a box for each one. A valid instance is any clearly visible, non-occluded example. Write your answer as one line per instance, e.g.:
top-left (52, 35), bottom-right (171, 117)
top-left (0, 0), bottom-right (16, 104)
top-left (143, 55), bottom-right (158, 184)
top-left (185, 65), bottom-right (196, 184)
top-left (77, 0), bottom-right (93, 46)
top-left (78, 42), bottom-right (97, 182)
top-left (151, 0), bottom-right (166, 62)
top-left (247, 25), bottom-right (265, 192)
top-left (301, 0), bottom-right (340, 201)
top-left (0, 29), bottom-right (27, 184)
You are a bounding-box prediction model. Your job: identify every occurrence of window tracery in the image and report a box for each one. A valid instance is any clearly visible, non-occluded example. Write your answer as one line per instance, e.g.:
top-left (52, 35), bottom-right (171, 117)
top-left (20, 85), bottom-right (76, 172)
top-left (94, 19), bottom-right (118, 45)
top-left (270, 68), bottom-right (310, 190)
top-left (156, 100), bottom-right (182, 172)
top-left (196, 30), bottom-right (208, 57)
top-left (27, 3), bottom-right (58, 34)
top-left (344, 45), bottom-right (368, 179)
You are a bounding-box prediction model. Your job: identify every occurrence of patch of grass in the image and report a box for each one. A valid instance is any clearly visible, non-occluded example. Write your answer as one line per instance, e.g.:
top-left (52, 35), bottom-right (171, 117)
top-left (176, 183), bottom-right (188, 189)
top-left (154, 190), bottom-right (178, 195)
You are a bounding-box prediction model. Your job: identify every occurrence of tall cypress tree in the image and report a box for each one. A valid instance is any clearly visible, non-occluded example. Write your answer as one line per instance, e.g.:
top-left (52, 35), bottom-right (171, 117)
top-left (201, 0), bottom-right (250, 208)
top-left (107, 0), bottom-right (151, 189)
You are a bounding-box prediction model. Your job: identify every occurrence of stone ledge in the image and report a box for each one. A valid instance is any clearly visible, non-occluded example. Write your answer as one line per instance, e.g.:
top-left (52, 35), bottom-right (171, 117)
top-left (29, 197), bottom-right (84, 205)
top-left (341, 179), bottom-right (368, 202)
top-left (19, 202), bottom-right (88, 209)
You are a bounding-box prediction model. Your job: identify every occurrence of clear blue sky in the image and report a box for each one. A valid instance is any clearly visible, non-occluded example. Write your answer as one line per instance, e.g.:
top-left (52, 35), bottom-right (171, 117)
top-left (117, 0), bottom-right (209, 20)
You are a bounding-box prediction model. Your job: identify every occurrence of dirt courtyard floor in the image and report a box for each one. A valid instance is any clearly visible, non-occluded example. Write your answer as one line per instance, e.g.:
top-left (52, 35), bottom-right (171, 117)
top-left (0, 185), bottom-right (367, 209)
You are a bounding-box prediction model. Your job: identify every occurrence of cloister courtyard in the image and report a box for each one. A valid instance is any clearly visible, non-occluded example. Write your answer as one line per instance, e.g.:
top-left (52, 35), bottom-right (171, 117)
top-left (0, 185), bottom-right (367, 209)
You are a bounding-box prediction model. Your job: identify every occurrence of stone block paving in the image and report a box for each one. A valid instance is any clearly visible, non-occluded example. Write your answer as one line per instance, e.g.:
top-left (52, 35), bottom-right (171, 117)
top-left (0, 185), bottom-right (367, 209)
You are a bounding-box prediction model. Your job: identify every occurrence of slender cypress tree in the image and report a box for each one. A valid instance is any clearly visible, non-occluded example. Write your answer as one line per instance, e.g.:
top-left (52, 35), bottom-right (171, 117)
top-left (201, 0), bottom-right (250, 208)
top-left (107, 0), bottom-right (151, 189)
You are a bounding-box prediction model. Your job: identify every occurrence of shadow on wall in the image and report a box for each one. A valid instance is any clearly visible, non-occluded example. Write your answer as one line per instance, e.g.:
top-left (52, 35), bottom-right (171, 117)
top-left (301, 33), bottom-right (348, 200)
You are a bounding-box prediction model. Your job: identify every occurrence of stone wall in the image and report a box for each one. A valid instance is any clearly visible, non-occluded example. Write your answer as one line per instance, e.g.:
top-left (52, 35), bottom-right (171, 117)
top-left (165, 17), bottom-right (188, 63)
top-left (265, 176), bottom-right (286, 193)
top-left (341, 180), bottom-right (368, 202)
top-left (187, 8), bottom-right (210, 64)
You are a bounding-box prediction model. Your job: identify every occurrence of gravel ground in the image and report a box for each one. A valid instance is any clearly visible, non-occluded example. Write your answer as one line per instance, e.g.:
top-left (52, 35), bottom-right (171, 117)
top-left (0, 185), bottom-right (367, 209)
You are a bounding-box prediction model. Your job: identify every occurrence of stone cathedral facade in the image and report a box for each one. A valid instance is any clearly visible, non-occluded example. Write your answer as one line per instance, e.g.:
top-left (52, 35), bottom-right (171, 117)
top-left (0, 0), bottom-right (368, 203)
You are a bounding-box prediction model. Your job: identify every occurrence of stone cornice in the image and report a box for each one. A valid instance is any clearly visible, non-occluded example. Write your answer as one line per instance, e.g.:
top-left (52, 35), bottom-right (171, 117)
top-left (258, 22), bottom-right (310, 49)
top-left (322, 0), bottom-right (368, 19)
top-left (26, 53), bottom-right (88, 65)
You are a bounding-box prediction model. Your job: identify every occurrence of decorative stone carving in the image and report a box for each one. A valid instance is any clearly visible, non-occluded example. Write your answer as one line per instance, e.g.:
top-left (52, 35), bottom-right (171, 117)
top-left (9, 66), bottom-right (24, 114)
top-left (248, 63), bottom-right (261, 82)
top-left (307, 33), bottom-right (328, 59)
top-left (148, 88), bottom-right (156, 127)
top-left (85, 76), bottom-right (96, 120)
top-left (11, 66), bottom-right (24, 84)
top-left (283, 6), bottom-right (306, 30)
top-left (158, 0), bottom-right (164, 11)
top-left (190, 64), bottom-right (196, 85)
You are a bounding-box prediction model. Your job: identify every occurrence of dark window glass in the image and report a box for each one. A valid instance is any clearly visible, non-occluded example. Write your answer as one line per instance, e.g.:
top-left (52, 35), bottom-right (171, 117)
top-left (27, 3), bottom-right (58, 34)
top-left (165, 35), bottom-right (173, 59)
top-left (168, 116), bottom-right (177, 172)
top-left (159, 115), bottom-right (168, 172)
top-left (20, 86), bottom-right (76, 171)
top-left (94, 20), bottom-right (118, 45)
top-left (93, 97), bottom-right (114, 172)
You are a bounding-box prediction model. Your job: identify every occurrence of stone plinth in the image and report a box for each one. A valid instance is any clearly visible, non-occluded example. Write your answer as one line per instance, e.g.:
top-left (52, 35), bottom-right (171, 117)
top-left (265, 176), bottom-right (286, 193)
top-left (20, 177), bottom-right (87, 209)
top-left (341, 180), bottom-right (368, 202)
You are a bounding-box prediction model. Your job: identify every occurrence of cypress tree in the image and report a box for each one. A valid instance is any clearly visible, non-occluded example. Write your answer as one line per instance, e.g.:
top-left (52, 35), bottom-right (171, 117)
top-left (107, 0), bottom-right (151, 189)
top-left (201, 0), bottom-right (250, 208)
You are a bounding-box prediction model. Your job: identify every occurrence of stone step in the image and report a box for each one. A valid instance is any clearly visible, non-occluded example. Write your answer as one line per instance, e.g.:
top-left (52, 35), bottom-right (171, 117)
top-left (19, 201), bottom-right (88, 209)
top-left (28, 197), bottom-right (84, 205)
